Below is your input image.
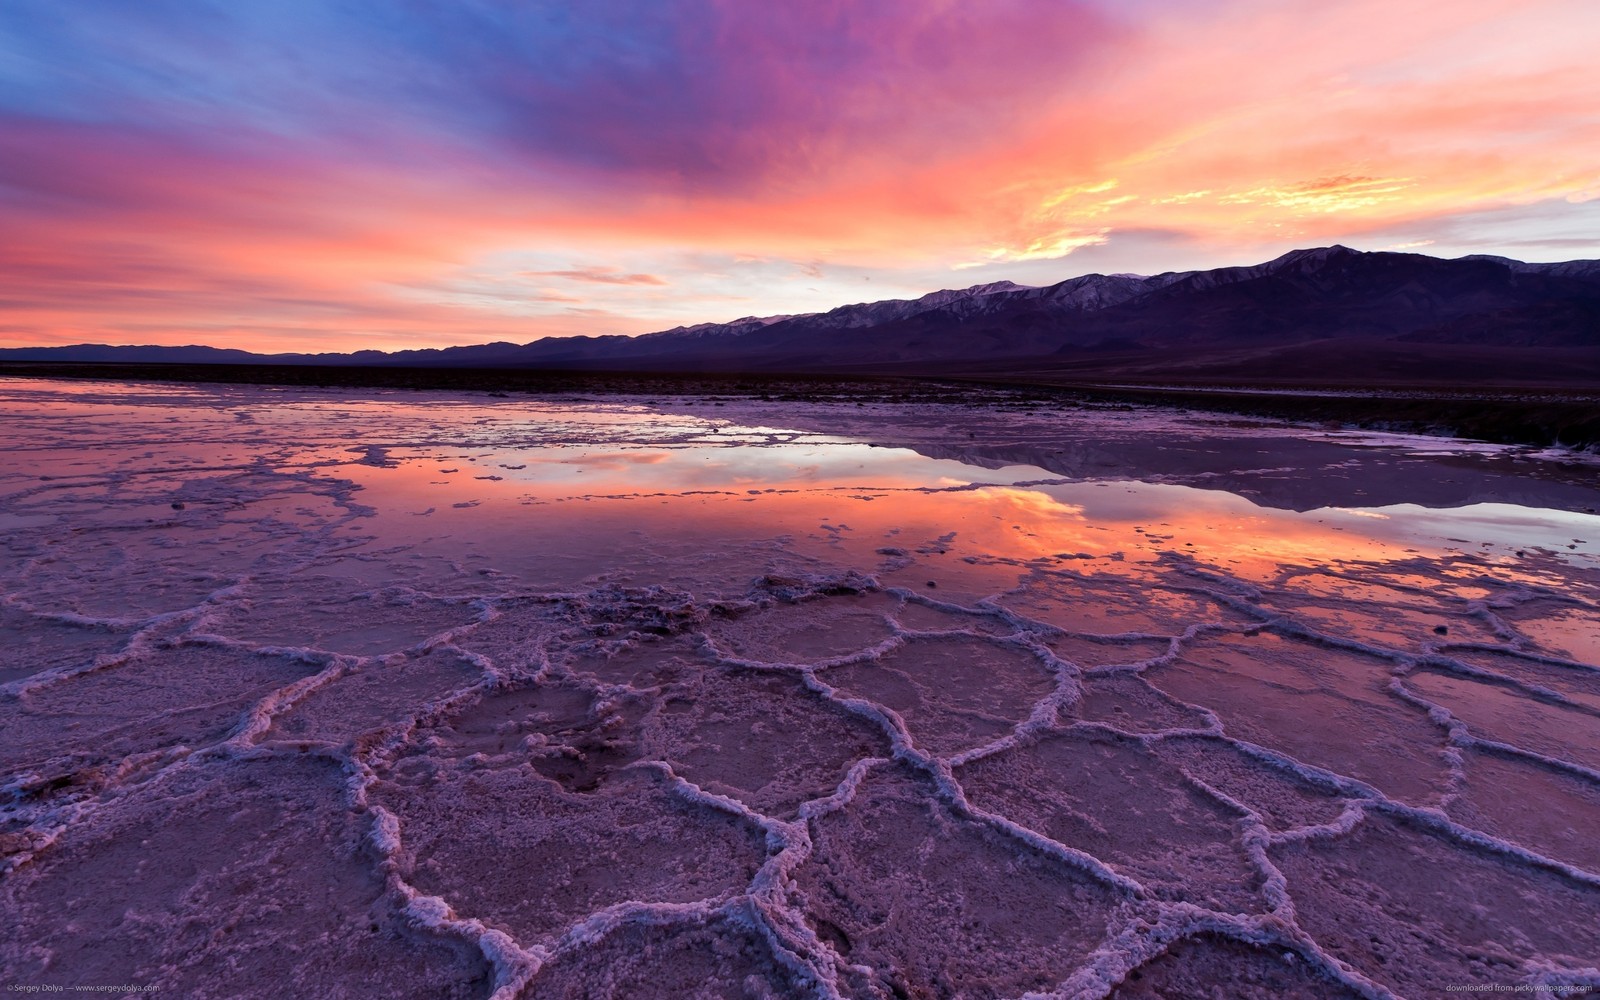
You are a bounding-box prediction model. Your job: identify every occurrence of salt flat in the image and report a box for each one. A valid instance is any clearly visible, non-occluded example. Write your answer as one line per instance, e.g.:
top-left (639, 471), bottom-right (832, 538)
top-left (3, 377), bottom-right (1599, 999)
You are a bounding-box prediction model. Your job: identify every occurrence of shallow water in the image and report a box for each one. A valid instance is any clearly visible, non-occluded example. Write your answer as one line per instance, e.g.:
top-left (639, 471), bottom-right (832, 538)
top-left (3, 377), bottom-right (1599, 998)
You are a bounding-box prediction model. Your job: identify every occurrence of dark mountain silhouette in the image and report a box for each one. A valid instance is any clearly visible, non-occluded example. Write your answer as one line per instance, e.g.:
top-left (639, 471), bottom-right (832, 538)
top-left (6, 246), bottom-right (1599, 383)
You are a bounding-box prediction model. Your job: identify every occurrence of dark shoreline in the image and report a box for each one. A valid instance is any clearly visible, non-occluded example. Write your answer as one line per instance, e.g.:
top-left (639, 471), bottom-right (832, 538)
top-left (3, 360), bottom-right (1598, 451)
top-left (956, 377), bottom-right (1600, 452)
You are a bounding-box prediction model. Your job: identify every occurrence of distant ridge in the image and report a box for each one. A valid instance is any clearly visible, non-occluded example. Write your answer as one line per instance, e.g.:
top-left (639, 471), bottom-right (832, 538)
top-left (6, 246), bottom-right (1600, 384)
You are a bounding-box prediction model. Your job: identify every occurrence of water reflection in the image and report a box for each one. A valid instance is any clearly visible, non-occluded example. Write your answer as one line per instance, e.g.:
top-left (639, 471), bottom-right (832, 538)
top-left (342, 444), bottom-right (1600, 591)
top-left (7, 377), bottom-right (1600, 996)
top-left (5, 378), bottom-right (1596, 595)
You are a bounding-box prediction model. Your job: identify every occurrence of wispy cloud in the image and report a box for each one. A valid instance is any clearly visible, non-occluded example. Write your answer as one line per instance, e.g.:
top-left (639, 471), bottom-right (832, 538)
top-left (1218, 176), bottom-right (1416, 214)
top-left (522, 267), bottom-right (669, 286)
top-left (1383, 239), bottom-right (1436, 251)
top-left (0, 0), bottom-right (1596, 350)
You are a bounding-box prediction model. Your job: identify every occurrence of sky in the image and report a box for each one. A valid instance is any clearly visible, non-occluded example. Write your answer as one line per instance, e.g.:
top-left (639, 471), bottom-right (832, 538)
top-left (3, 0), bottom-right (1599, 354)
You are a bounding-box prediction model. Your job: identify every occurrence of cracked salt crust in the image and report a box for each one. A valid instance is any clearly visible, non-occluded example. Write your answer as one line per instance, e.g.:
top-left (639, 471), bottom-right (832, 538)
top-left (3, 377), bottom-right (1599, 999)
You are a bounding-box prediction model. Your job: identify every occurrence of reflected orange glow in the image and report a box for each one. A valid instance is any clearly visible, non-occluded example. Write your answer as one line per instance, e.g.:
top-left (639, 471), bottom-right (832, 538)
top-left (344, 458), bottom-right (1456, 601)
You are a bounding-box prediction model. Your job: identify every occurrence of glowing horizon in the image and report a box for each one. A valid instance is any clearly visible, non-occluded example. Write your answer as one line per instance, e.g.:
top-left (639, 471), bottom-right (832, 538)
top-left (3, 0), bottom-right (1599, 353)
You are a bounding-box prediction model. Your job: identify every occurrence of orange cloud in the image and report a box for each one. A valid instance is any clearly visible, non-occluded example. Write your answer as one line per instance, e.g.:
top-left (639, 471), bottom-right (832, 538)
top-left (1, 0), bottom-right (1597, 351)
top-left (522, 267), bottom-right (670, 286)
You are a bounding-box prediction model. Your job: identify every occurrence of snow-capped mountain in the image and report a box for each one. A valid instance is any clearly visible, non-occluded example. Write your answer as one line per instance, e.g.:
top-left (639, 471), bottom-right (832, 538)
top-left (6, 246), bottom-right (1598, 381)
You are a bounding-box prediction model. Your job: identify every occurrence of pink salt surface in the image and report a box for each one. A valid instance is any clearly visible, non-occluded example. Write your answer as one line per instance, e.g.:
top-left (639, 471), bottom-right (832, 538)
top-left (3, 377), bottom-right (1599, 999)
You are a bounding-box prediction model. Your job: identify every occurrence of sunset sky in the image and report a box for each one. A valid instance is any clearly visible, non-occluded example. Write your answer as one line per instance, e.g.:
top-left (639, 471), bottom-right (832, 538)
top-left (3, 0), bottom-right (1599, 353)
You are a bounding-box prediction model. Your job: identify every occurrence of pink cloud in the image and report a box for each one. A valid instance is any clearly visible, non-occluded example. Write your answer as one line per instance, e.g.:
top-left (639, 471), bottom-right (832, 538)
top-left (522, 267), bottom-right (669, 286)
top-left (2, 0), bottom-right (1597, 351)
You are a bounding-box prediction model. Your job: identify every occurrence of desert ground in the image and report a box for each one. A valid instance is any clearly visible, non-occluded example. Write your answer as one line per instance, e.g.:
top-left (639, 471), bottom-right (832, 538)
top-left (3, 376), bottom-right (1598, 998)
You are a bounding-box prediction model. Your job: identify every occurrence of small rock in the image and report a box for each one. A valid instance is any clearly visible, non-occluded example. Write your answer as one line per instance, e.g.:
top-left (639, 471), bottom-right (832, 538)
top-left (170, 501), bottom-right (186, 510)
top-left (1433, 625), bottom-right (1449, 635)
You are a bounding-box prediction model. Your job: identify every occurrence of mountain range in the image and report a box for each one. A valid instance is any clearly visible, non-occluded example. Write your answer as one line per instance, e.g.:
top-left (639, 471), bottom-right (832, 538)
top-left (7, 245), bottom-right (1600, 384)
